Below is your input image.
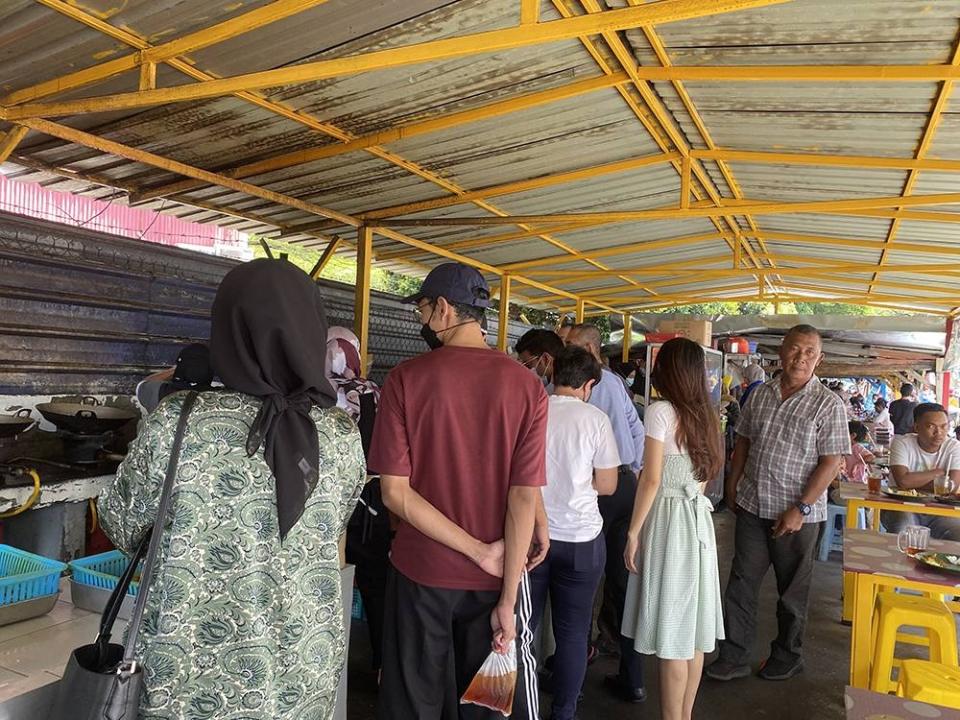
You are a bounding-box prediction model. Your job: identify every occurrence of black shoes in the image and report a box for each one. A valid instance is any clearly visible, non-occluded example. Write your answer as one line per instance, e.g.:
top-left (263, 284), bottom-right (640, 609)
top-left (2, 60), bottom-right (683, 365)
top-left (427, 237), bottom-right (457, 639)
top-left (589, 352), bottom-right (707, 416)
top-left (758, 657), bottom-right (804, 681)
top-left (602, 673), bottom-right (647, 703)
top-left (704, 656), bottom-right (804, 681)
top-left (704, 659), bottom-right (751, 681)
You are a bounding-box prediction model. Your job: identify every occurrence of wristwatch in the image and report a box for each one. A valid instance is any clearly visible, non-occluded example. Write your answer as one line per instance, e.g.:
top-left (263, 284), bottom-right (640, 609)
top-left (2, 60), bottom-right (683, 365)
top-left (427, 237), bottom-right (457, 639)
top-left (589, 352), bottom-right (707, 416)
top-left (794, 501), bottom-right (812, 516)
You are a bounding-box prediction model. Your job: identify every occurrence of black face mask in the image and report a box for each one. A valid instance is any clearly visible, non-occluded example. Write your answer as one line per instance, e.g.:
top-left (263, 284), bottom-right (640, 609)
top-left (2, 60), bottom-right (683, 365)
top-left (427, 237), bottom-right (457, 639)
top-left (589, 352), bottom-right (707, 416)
top-left (420, 302), bottom-right (478, 350)
top-left (420, 322), bottom-right (444, 350)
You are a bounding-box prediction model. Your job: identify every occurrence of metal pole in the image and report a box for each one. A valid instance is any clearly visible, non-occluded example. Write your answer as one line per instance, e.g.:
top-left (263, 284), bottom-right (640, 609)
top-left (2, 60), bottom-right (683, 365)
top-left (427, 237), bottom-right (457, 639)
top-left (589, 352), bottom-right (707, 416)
top-left (354, 226), bottom-right (373, 371)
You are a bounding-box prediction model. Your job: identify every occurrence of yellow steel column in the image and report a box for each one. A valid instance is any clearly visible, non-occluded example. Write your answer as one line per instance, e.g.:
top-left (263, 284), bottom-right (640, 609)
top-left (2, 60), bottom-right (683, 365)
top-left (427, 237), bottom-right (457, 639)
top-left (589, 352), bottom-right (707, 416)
top-left (622, 314), bottom-right (632, 362)
top-left (680, 156), bottom-right (691, 209)
top-left (576, 297), bottom-right (586, 323)
top-left (354, 226), bottom-right (373, 370)
top-left (498, 275), bottom-right (512, 351)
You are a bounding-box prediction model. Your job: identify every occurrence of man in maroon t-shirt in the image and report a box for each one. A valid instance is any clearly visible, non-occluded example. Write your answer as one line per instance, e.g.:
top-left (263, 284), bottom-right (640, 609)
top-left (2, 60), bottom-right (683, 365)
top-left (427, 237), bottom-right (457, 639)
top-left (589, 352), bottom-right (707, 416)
top-left (369, 263), bottom-right (548, 720)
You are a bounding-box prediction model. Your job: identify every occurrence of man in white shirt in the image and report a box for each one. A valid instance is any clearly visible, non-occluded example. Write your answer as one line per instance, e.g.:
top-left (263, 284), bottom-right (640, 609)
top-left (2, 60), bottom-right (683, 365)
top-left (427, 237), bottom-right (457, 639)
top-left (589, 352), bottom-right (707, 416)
top-left (886, 403), bottom-right (960, 540)
top-left (530, 344), bottom-right (620, 720)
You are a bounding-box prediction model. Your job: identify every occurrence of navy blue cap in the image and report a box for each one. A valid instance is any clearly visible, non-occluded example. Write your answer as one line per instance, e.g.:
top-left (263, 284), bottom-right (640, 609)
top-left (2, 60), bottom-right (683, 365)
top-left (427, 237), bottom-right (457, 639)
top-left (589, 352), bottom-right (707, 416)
top-left (403, 262), bottom-right (491, 308)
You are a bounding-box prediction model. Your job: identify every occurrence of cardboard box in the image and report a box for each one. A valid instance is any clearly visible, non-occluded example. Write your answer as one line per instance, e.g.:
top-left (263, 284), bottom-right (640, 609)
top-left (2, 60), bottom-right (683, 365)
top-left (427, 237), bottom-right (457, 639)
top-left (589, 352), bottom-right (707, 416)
top-left (656, 319), bottom-right (713, 347)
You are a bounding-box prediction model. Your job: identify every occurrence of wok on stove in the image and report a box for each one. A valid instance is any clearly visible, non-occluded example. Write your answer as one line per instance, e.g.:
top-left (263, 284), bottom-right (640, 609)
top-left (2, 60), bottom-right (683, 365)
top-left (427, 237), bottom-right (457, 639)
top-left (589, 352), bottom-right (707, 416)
top-left (0, 409), bottom-right (36, 438)
top-left (36, 397), bottom-right (139, 435)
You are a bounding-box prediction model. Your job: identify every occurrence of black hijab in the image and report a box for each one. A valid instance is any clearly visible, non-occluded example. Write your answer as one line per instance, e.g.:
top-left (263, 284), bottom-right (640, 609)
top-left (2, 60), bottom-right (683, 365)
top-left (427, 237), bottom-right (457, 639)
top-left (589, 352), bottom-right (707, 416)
top-left (209, 259), bottom-right (337, 540)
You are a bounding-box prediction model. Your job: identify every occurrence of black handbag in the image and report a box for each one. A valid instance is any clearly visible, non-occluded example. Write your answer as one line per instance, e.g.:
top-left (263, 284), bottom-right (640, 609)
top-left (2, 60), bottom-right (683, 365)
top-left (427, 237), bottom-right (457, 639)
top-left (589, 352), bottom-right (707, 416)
top-left (47, 391), bottom-right (198, 720)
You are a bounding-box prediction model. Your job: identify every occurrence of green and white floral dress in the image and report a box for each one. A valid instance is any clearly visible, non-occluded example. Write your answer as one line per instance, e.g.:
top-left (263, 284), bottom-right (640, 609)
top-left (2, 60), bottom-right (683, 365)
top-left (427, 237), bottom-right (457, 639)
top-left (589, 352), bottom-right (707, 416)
top-left (98, 391), bottom-right (366, 720)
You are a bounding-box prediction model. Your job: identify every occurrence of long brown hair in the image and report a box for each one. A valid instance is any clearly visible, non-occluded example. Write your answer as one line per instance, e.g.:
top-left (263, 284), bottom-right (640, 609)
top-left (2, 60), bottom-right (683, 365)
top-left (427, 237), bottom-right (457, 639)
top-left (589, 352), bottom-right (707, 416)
top-left (650, 338), bottom-right (724, 483)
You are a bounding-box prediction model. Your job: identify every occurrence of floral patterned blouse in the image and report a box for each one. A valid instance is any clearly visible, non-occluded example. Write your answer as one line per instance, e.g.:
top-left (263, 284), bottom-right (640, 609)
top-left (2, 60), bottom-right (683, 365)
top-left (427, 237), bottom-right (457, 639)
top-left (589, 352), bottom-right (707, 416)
top-left (98, 391), bottom-right (366, 720)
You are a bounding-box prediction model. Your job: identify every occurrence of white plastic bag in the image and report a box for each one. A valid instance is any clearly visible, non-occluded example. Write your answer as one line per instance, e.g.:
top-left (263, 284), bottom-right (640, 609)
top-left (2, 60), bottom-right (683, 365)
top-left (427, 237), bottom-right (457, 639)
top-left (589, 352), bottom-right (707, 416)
top-left (460, 644), bottom-right (518, 717)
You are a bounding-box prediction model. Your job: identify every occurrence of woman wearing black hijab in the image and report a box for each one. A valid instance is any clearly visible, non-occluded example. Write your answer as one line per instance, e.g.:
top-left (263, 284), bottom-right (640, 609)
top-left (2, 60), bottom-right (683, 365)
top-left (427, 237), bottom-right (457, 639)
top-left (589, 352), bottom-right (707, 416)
top-left (99, 259), bottom-right (366, 720)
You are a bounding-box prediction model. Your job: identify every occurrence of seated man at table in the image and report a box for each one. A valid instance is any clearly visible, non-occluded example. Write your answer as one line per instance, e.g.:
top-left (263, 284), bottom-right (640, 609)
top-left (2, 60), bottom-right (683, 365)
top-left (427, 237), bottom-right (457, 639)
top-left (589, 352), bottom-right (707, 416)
top-left (884, 402), bottom-right (960, 540)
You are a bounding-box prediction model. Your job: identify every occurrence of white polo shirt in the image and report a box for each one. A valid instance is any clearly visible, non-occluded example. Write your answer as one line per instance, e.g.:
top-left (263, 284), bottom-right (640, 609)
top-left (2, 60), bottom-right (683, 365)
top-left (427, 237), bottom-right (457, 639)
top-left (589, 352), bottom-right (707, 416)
top-left (544, 395), bottom-right (621, 543)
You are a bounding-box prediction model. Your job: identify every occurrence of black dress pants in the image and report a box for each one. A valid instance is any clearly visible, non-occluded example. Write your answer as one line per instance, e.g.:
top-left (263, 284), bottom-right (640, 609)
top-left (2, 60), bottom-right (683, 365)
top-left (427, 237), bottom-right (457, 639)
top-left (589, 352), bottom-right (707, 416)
top-left (378, 567), bottom-right (539, 720)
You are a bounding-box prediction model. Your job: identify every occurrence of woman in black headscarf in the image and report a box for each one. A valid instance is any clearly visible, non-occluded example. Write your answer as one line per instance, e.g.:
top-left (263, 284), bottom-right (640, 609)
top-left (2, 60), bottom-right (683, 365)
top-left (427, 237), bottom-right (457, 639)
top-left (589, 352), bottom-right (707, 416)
top-left (99, 259), bottom-right (366, 720)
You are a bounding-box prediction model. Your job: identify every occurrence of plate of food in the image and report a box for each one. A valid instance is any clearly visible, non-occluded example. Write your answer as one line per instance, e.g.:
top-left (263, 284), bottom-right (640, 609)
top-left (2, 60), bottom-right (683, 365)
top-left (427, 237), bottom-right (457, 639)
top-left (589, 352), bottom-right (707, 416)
top-left (881, 487), bottom-right (930, 500)
top-left (913, 551), bottom-right (960, 575)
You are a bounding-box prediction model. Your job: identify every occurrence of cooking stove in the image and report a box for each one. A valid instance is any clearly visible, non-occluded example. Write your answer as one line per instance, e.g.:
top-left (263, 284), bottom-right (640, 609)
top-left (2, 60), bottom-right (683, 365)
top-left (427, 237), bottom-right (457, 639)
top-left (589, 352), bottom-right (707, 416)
top-left (0, 427), bottom-right (129, 487)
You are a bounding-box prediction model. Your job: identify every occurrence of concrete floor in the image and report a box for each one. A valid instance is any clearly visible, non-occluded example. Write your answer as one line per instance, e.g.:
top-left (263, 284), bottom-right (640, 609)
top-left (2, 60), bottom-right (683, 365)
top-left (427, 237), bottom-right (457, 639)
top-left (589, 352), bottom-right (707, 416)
top-left (346, 511), bottom-right (851, 720)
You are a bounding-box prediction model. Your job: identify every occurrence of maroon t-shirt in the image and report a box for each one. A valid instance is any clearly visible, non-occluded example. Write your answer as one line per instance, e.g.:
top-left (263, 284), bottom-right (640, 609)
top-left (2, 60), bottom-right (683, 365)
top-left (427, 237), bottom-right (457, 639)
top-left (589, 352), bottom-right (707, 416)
top-left (368, 345), bottom-right (548, 591)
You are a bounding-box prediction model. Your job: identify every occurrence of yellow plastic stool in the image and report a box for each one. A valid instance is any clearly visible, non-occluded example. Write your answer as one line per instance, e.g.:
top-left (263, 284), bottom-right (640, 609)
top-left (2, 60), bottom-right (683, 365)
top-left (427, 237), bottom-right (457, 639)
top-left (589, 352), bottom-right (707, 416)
top-left (869, 594), bottom-right (959, 693)
top-left (897, 660), bottom-right (960, 709)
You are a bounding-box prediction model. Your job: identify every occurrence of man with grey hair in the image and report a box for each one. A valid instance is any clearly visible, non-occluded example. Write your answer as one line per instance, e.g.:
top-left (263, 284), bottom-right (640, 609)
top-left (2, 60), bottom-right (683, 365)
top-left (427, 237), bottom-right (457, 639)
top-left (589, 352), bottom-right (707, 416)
top-left (707, 324), bottom-right (849, 683)
top-left (566, 323), bottom-right (647, 702)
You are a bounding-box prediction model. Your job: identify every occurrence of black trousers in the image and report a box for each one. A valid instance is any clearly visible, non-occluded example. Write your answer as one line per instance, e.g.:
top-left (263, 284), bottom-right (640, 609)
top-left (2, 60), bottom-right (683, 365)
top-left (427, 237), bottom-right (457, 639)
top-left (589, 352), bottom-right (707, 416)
top-left (529, 535), bottom-right (606, 720)
top-left (378, 566), bottom-right (539, 720)
top-left (717, 509), bottom-right (823, 666)
top-left (596, 466), bottom-right (645, 689)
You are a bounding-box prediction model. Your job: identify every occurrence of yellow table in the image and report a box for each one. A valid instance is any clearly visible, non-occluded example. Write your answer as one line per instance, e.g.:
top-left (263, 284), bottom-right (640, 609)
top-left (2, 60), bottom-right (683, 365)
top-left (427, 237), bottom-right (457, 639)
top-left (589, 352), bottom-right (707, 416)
top-left (844, 529), bottom-right (960, 688)
top-left (839, 482), bottom-right (960, 621)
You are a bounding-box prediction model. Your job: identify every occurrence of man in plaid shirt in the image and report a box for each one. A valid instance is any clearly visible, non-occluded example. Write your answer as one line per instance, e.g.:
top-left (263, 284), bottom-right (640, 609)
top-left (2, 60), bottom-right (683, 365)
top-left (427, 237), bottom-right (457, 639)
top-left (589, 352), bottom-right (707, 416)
top-left (707, 325), bottom-right (849, 682)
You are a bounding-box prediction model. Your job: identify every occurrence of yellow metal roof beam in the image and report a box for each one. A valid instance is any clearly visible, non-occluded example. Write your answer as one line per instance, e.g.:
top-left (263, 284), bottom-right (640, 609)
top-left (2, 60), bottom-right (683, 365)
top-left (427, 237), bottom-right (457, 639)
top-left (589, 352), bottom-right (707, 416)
top-left (499, 231), bottom-right (733, 271)
top-left (626, 3), bottom-right (777, 282)
top-left (133, 72), bottom-right (631, 202)
top-left (0, 126), bottom-right (29, 164)
top-left (867, 32), bottom-right (960, 295)
top-left (694, 148), bottom-right (960, 173)
top-left (617, 295), bottom-right (951, 316)
top-left (375, 191), bottom-right (960, 225)
top-left (8, 0), bottom-right (330, 106)
top-left (3, 0), bottom-right (792, 119)
top-left (16, 118), bottom-right (618, 313)
top-left (552, 0), bottom-right (764, 274)
top-left (22, 2), bottom-right (646, 305)
top-left (359, 152), bottom-right (680, 222)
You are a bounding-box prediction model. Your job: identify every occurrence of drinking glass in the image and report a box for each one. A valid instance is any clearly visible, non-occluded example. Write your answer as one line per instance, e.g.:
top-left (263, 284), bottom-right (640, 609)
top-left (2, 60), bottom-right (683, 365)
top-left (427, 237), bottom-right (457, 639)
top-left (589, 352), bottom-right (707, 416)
top-left (935, 475), bottom-right (959, 497)
top-left (896, 525), bottom-right (931, 555)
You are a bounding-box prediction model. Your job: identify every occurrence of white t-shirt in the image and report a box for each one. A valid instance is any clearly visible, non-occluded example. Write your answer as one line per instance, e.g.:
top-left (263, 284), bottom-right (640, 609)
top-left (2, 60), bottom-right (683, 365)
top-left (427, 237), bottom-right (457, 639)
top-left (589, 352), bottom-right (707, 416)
top-left (544, 395), bottom-right (621, 543)
top-left (890, 434), bottom-right (960, 481)
top-left (644, 401), bottom-right (685, 455)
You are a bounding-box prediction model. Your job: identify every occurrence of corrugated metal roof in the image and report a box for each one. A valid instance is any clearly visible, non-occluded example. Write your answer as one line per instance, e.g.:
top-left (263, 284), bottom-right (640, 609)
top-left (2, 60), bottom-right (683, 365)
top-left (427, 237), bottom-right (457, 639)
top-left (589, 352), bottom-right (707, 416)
top-left (2, 0), bottom-right (960, 314)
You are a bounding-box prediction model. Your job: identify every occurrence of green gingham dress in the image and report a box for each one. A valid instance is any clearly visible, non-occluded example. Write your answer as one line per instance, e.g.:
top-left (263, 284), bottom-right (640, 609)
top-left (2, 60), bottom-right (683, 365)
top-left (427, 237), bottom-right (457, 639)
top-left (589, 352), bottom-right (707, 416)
top-left (621, 403), bottom-right (724, 660)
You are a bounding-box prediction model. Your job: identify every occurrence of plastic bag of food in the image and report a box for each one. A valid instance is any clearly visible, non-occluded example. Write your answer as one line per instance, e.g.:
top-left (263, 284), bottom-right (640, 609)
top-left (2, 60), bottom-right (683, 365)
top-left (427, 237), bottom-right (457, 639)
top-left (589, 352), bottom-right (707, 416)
top-left (460, 644), bottom-right (517, 716)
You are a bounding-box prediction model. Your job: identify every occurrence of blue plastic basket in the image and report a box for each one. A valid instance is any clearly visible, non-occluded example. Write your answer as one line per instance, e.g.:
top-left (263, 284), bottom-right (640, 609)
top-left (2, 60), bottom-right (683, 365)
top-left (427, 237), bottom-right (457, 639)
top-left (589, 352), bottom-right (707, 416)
top-left (69, 550), bottom-right (141, 598)
top-left (0, 544), bottom-right (67, 605)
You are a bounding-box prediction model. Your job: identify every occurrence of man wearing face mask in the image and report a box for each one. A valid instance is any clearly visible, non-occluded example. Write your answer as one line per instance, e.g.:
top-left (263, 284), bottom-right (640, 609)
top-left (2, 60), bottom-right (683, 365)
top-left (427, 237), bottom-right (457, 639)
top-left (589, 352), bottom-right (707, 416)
top-left (370, 262), bottom-right (548, 720)
top-left (516, 328), bottom-right (564, 390)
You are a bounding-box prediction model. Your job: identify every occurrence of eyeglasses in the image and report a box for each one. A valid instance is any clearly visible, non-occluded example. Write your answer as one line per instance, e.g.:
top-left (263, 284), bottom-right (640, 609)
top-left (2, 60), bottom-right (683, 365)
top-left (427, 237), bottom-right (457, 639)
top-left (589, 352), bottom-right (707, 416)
top-left (413, 301), bottom-right (434, 321)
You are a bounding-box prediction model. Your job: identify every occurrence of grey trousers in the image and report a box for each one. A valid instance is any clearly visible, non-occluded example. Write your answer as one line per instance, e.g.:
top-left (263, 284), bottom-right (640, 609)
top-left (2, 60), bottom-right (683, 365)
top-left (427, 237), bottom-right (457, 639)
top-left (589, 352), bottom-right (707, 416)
top-left (717, 509), bottom-right (823, 666)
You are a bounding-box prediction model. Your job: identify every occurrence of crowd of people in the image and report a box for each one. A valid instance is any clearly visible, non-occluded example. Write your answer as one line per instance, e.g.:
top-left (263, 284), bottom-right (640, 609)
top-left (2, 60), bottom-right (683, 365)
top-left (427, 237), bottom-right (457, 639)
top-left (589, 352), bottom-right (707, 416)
top-left (98, 258), bottom-right (950, 720)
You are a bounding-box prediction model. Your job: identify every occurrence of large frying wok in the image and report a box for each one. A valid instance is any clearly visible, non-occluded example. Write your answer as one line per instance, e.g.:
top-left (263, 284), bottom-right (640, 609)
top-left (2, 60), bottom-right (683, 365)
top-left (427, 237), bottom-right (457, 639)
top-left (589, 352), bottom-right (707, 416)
top-left (36, 397), bottom-right (139, 435)
top-left (0, 409), bottom-right (36, 438)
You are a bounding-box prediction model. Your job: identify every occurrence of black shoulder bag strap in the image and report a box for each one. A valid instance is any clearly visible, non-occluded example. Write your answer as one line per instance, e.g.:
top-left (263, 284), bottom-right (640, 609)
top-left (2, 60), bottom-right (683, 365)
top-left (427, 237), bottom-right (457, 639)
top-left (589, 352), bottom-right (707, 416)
top-left (95, 391), bottom-right (198, 670)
